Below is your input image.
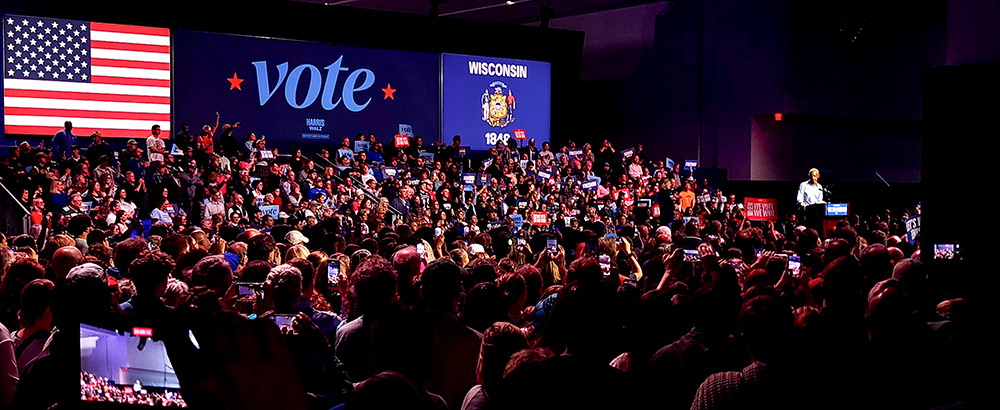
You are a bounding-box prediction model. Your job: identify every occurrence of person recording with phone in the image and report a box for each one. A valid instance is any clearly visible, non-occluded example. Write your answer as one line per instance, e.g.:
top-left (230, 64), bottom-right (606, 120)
top-left (597, 237), bottom-right (643, 283)
top-left (262, 263), bottom-right (352, 408)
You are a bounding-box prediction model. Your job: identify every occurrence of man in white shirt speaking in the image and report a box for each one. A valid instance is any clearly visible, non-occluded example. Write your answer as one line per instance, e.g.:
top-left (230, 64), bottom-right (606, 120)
top-left (797, 168), bottom-right (825, 210)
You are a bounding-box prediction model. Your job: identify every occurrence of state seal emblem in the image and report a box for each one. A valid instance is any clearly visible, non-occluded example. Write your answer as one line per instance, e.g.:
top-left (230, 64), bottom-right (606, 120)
top-left (481, 81), bottom-right (516, 127)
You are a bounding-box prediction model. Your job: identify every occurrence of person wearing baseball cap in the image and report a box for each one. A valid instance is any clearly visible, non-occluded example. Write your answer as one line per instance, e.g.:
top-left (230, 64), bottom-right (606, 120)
top-left (285, 230), bottom-right (309, 246)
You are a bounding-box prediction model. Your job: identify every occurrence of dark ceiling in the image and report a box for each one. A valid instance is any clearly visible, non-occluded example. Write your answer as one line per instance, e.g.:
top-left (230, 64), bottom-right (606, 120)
top-left (290, 0), bottom-right (665, 24)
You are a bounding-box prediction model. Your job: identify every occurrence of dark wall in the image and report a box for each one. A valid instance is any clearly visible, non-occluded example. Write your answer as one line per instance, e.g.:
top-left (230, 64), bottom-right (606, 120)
top-left (0, 0), bottom-right (585, 143)
top-left (947, 0), bottom-right (1000, 64)
top-left (548, 0), bottom-right (947, 181)
top-left (750, 114), bottom-right (921, 183)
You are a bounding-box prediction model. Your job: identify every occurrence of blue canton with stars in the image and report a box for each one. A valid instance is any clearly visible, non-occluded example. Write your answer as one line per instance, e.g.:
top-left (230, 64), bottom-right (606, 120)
top-left (4, 15), bottom-right (91, 82)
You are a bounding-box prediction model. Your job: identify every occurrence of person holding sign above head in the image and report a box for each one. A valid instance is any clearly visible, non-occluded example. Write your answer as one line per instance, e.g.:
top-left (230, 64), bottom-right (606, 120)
top-left (796, 168), bottom-right (825, 210)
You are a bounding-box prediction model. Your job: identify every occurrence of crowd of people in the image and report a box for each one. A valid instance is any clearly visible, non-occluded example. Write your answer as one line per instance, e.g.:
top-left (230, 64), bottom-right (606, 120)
top-left (0, 118), bottom-right (982, 410)
top-left (81, 371), bottom-right (186, 407)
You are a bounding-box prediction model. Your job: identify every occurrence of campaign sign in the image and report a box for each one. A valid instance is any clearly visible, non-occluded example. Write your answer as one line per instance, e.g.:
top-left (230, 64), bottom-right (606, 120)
top-left (744, 197), bottom-right (778, 221)
top-left (537, 170), bottom-right (552, 181)
top-left (442, 53), bottom-right (550, 151)
top-left (462, 173), bottom-right (477, 185)
top-left (684, 160), bottom-right (699, 171)
top-left (456, 147), bottom-right (468, 158)
top-left (621, 148), bottom-right (635, 159)
top-left (398, 124), bottom-right (414, 137)
top-left (173, 30), bottom-right (439, 152)
top-left (665, 157), bottom-right (676, 169)
top-left (259, 205), bottom-right (280, 219)
top-left (394, 135), bottom-right (410, 147)
top-left (383, 167), bottom-right (397, 178)
top-left (354, 140), bottom-right (370, 153)
top-left (905, 215), bottom-right (920, 244)
top-left (510, 213), bottom-right (524, 227)
top-left (568, 149), bottom-right (584, 159)
top-left (825, 203), bottom-right (849, 217)
top-left (337, 148), bottom-right (354, 161)
top-left (697, 194), bottom-right (711, 204)
top-left (513, 129), bottom-right (527, 140)
top-left (478, 173), bottom-right (489, 185)
top-left (581, 180), bottom-right (598, 191)
top-left (530, 211), bottom-right (549, 225)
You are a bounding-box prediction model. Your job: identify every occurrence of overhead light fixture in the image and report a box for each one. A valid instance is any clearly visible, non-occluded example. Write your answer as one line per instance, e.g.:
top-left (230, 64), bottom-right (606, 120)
top-left (507, 1), bottom-right (515, 4)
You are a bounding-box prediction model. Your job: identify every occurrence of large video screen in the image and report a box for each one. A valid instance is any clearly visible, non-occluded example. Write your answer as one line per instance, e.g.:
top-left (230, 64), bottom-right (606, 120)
top-left (173, 30), bottom-right (440, 151)
top-left (2, 15), bottom-right (171, 139)
top-left (441, 53), bottom-right (550, 151)
top-left (80, 324), bottom-right (186, 407)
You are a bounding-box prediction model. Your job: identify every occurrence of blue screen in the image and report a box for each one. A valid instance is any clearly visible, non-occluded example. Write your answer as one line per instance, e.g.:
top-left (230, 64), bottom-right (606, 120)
top-left (173, 31), bottom-right (440, 151)
top-left (441, 53), bottom-right (550, 151)
top-left (826, 203), bottom-right (848, 216)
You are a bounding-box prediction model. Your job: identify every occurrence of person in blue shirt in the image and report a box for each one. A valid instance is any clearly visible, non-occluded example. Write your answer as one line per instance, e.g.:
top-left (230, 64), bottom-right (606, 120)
top-left (150, 199), bottom-right (174, 225)
top-left (51, 121), bottom-right (76, 160)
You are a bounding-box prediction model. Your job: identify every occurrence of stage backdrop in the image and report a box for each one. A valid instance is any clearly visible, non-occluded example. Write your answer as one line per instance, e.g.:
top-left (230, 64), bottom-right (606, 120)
top-left (172, 30), bottom-right (440, 151)
top-left (442, 53), bottom-right (550, 151)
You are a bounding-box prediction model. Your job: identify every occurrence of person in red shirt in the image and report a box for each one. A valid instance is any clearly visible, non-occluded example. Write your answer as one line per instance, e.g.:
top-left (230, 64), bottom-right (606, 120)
top-left (197, 112), bottom-right (220, 161)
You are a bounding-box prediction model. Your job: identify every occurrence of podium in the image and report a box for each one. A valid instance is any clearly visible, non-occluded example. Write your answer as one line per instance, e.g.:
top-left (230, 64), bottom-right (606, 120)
top-left (804, 202), bottom-right (849, 238)
top-left (804, 203), bottom-right (827, 235)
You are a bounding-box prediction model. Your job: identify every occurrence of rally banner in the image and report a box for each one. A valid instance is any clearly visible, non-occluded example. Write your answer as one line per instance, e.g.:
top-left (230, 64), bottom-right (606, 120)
top-left (441, 53), bottom-right (550, 151)
top-left (744, 197), bottom-right (778, 221)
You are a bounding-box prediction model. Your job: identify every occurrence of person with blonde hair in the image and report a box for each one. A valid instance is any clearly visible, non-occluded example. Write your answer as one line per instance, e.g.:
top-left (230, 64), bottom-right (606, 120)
top-left (285, 244), bottom-right (309, 262)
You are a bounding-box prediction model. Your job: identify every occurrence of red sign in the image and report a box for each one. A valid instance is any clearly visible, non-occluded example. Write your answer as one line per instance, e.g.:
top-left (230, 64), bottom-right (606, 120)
top-left (513, 129), bottom-right (527, 140)
top-left (394, 134), bottom-right (410, 147)
top-left (652, 205), bottom-right (661, 217)
top-left (744, 197), bottom-right (778, 221)
top-left (124, 386), bottom-right (134, 395)
top-left (132, 327), bottom-right (153, 337)
top-left (530, 212), bottom-right (548, 225)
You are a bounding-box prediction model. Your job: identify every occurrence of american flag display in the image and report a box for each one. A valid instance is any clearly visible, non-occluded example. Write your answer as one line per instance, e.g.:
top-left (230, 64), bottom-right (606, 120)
top-left (3, 15), bottom-right (170, 138)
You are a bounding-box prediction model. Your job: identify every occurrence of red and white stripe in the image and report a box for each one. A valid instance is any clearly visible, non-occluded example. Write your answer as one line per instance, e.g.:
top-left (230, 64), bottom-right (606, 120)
top-left (4, 22), bottom-right (170, 138)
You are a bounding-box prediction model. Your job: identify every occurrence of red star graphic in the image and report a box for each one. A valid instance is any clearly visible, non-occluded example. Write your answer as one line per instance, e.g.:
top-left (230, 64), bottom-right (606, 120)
top-left (227, 73), bottom-right (244, 91)
top-left (382, 83), bottom-right (396, 100)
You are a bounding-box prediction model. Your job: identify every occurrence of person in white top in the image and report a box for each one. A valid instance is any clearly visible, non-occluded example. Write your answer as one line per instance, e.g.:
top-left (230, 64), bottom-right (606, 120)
top-left (796, 168), bottom-right (825, 209)
top-left (146, 124), bottom-right (166, 165)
